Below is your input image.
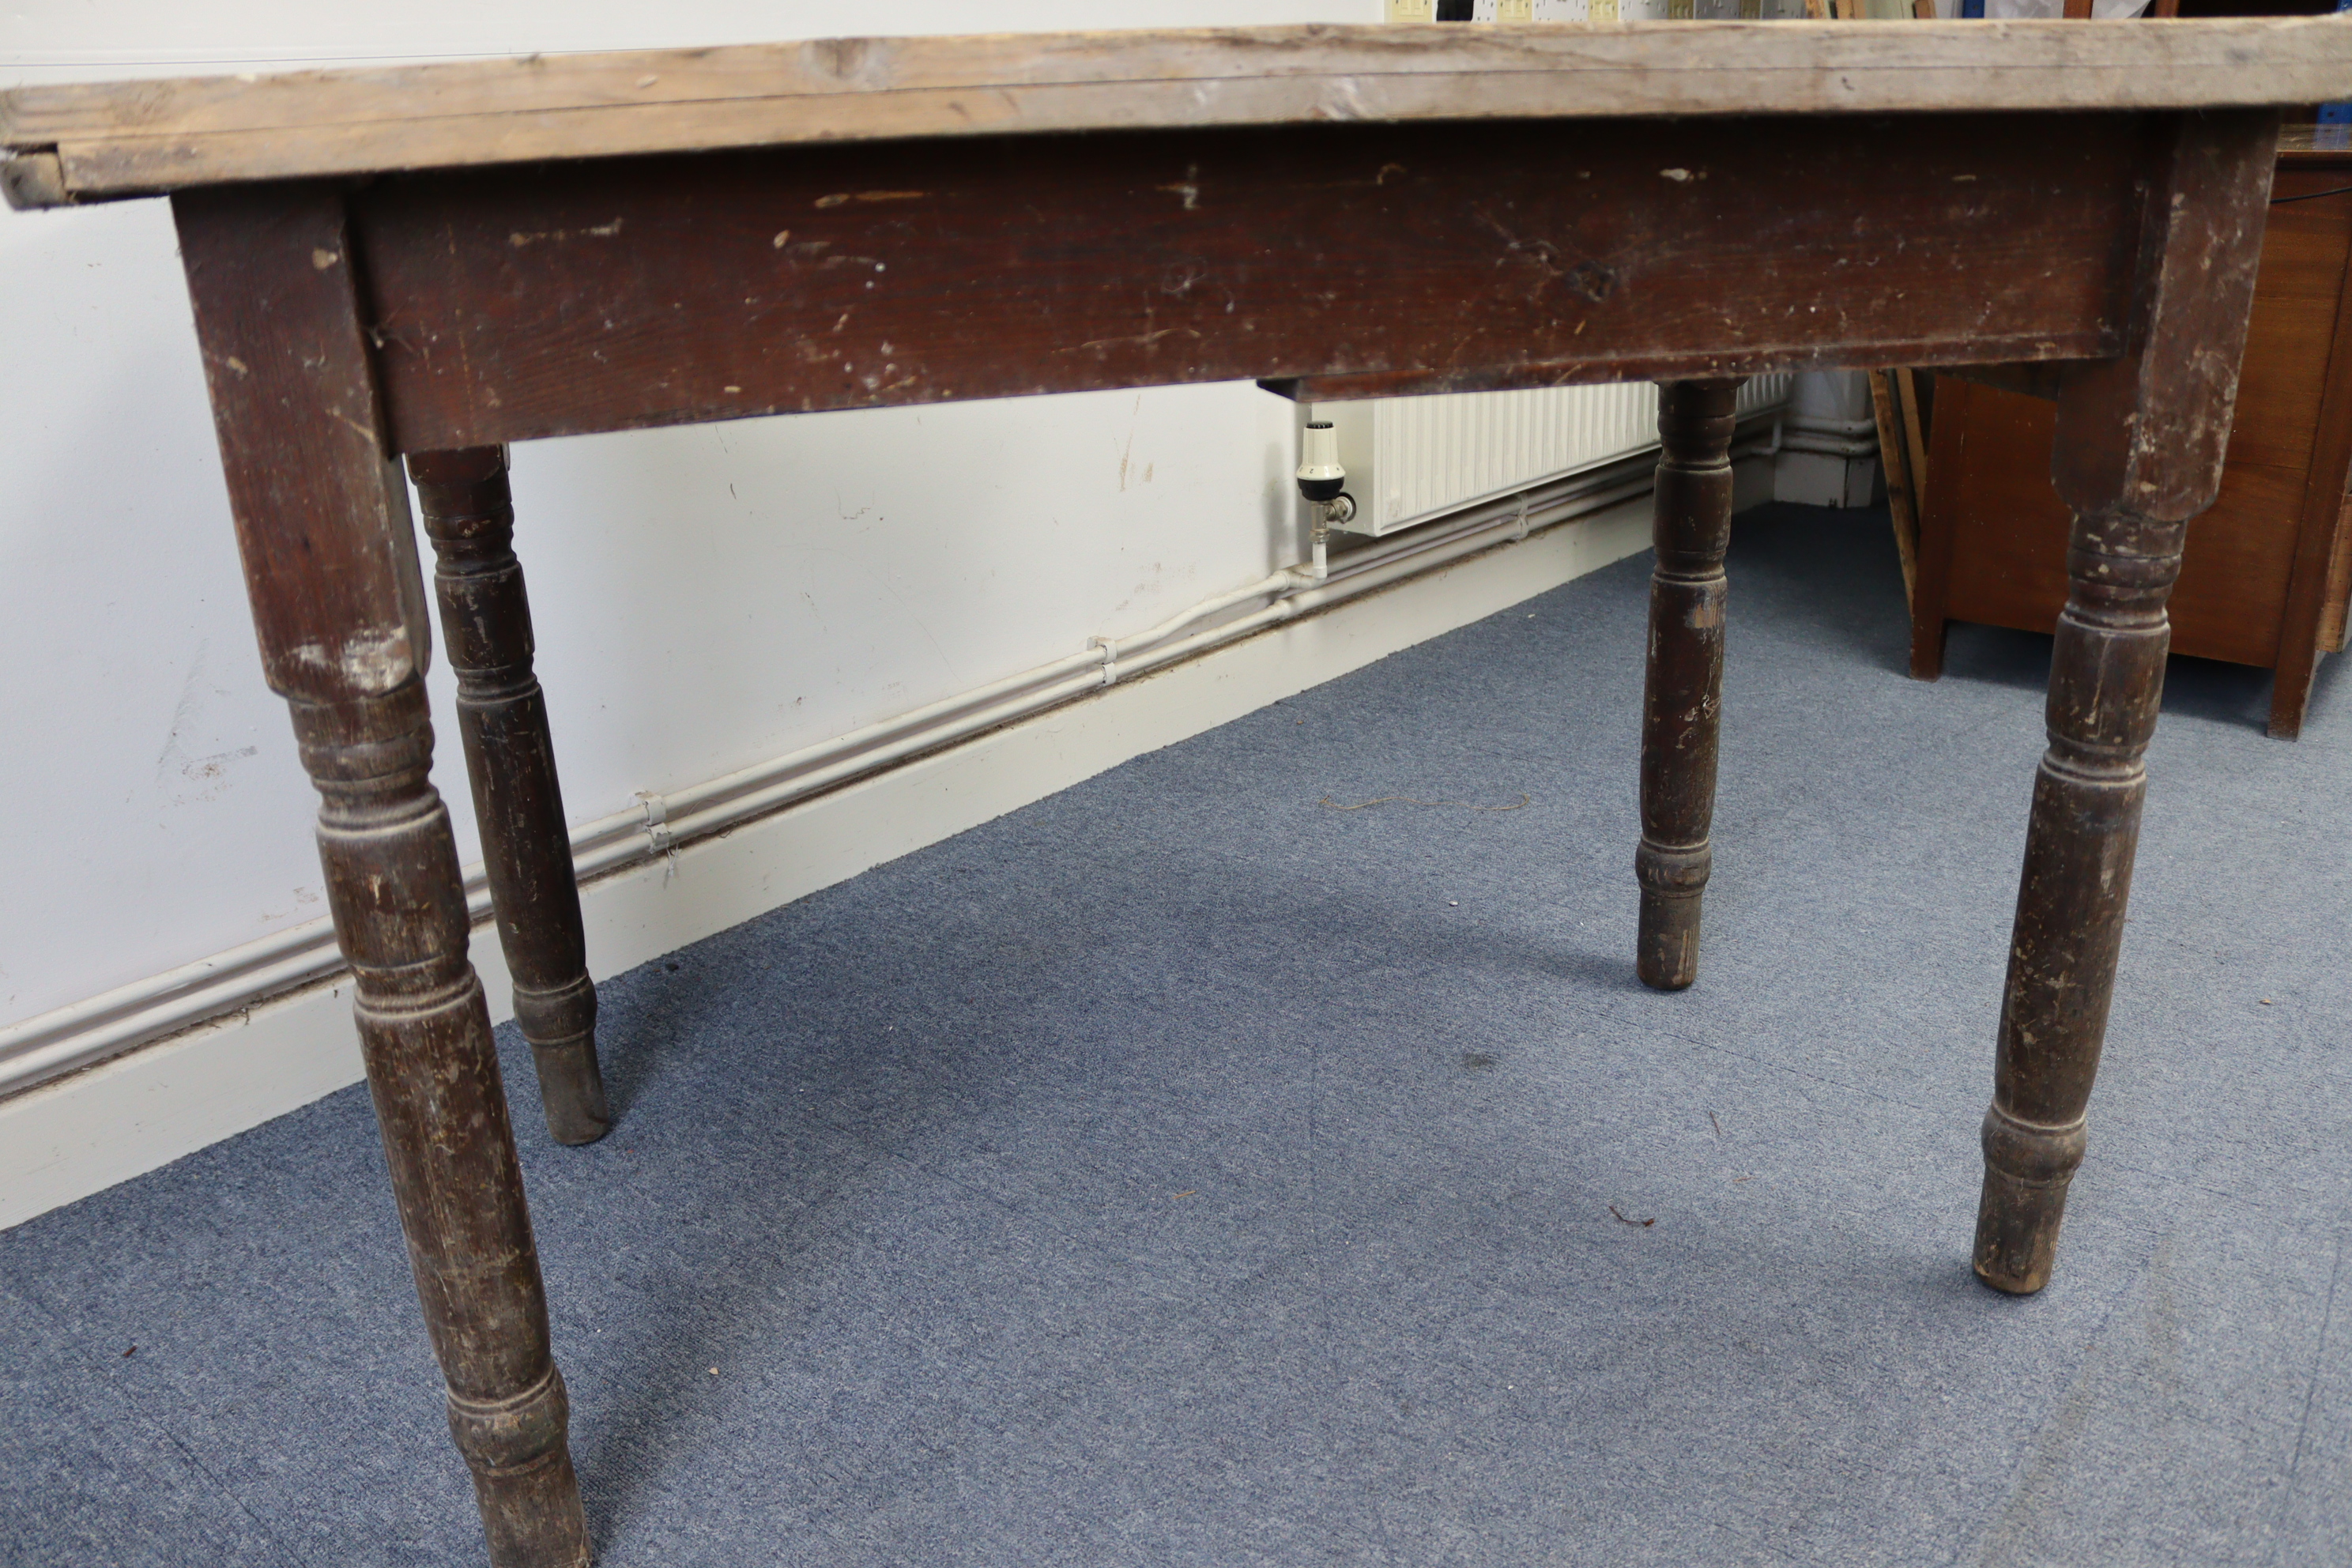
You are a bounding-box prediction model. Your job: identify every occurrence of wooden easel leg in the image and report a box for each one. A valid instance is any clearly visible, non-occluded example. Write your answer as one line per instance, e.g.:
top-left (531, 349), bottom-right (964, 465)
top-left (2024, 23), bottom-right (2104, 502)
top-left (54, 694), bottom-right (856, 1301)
top-left (1636, 378), bottom-right (1743, 990)
top-left (410, 448), bottom-right (609, 1146)
top-left (1971, 108), bottom-right (2279, 1293)
top-left (175, 183), bottom-right (591, 1565)
top-left (1868, 369), bottom-right (1920, 606)
top-left (1908, 376), bottom-right (1962, 683)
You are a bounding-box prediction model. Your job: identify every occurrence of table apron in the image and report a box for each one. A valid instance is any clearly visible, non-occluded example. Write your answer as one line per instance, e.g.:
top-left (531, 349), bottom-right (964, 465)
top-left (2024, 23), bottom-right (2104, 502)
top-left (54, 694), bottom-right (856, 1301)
top-left (349, 109), bottom-right (2155, 451)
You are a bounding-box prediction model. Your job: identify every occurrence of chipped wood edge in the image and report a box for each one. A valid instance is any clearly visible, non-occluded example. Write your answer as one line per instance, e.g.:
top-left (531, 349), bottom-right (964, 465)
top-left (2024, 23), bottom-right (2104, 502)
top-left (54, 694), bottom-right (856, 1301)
top-left (0, 150), bottom-right (63, 209)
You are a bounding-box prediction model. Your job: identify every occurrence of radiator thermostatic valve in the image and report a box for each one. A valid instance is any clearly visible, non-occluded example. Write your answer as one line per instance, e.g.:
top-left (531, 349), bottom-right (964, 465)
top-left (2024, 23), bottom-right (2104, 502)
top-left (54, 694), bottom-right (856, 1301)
top-left (1296, 420), bottom-right (1355, 526)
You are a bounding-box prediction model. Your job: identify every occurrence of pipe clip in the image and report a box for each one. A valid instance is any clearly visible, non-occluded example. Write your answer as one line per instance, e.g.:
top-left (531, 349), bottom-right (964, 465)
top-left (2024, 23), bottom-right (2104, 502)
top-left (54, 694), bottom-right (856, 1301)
top-left (635, 790), bottom-right (678, 873)
top-left (1089, 639), bottom-right (1119, 688)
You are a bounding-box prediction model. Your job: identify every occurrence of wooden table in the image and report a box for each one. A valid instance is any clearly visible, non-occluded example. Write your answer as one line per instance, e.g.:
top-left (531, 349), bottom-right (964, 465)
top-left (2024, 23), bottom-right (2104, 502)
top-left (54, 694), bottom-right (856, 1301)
top-left (8, 21), bottom-right (2347, 1565)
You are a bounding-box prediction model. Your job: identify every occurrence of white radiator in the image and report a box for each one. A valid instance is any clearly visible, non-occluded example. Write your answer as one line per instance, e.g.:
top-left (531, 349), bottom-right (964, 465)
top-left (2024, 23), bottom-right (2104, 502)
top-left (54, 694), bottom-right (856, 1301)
top-left (1308, 374), bottom-right (1793, 539)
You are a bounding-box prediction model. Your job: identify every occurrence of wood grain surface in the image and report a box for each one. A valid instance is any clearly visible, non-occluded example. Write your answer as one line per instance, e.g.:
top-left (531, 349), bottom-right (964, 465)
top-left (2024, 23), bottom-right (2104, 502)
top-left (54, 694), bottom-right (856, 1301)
top-left (180, 182), bottom-right (592, 1565)
top-left (409, 447), bottom-right (609, 1147)
top-left (1974, 111), bottom-right (2280, 1296)
top-left (1635, 379), bottom-right (1741, 993)
top-left (353, 111), bottom-right (2148, 451)
top-left (175, 184), bottom-right (431, 703)
top-left (6, 20), bottom-right (2352, 207)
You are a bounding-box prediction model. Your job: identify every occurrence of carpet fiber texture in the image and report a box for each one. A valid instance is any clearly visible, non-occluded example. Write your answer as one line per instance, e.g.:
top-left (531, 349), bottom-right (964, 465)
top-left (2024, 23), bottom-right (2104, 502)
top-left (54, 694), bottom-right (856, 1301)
top-left (5, 503), bottom-right (2349, 1566)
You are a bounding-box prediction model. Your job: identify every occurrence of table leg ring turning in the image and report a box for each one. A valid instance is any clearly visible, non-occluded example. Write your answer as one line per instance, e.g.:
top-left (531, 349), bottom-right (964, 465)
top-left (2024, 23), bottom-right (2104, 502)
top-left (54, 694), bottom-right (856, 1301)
top-left (292, 678), bottom-right (592, 1566)
top-left (1973, 1105), bottom-right (2090, 1294)
top-left (1972, 518), bottom-right (2185, 1294)
top-left (1636, 378), bottom-right (1743, 992)
top-left (448, 1367), bottom-right (593, 1568)
top-left (1634, 841), bottom-right (1712, 991)
top-left (410, 447), bottom-right (610, 1146)
top-left (511, 973), bottom-right (605, 1146)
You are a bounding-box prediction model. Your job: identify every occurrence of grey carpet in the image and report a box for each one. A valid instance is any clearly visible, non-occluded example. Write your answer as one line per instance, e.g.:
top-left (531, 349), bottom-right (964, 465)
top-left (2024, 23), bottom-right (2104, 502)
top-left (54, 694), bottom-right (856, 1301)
top-left (5, 503), bottom-right (2349, 1567)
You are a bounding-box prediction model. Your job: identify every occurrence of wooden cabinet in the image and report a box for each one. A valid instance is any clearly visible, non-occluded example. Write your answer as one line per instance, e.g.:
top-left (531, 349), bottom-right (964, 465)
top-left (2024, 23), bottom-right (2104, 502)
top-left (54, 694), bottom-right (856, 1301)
top-left (1910, 130), bottom-right (2352, 737)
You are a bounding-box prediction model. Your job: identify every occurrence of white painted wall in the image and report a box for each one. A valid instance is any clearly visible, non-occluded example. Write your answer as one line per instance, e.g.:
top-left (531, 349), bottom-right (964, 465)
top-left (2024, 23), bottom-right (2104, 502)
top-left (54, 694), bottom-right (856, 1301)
top-left (0, 1), bottom-right (1383, 1032)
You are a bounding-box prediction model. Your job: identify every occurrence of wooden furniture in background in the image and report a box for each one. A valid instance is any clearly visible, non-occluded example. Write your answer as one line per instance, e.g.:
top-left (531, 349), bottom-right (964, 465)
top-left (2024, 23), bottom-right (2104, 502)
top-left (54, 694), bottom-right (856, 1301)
top-left (1913, 126), bottom-right (2352, 737)
top-left (6, 21), bottom-right (2345, 1566)
top-left (1871, 366), bottom-right (1933, 599)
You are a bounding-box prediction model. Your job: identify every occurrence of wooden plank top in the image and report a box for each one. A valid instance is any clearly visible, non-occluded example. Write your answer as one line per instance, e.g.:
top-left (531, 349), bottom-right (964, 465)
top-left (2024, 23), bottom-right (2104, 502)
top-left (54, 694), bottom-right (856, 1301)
top-left (6, 18), bottom-right (2352, 210)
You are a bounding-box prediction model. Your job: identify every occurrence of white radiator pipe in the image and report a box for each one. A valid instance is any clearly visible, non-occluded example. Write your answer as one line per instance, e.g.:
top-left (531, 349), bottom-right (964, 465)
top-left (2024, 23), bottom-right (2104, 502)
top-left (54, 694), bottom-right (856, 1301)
top-left (0, 412), bottom-right (1785, 1100)
top-left (1775, 430), bottom-right (1882, 459)
top-left (1732, 419), bottom-right (1785, 461)
top-left (1774, 408), bottom-right (1882, 459)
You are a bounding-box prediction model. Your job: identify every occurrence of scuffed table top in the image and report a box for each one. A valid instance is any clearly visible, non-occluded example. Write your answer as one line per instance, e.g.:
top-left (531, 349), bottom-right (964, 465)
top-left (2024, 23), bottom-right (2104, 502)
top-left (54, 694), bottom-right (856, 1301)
top-left (6, 18), bottom-right (2352, 209)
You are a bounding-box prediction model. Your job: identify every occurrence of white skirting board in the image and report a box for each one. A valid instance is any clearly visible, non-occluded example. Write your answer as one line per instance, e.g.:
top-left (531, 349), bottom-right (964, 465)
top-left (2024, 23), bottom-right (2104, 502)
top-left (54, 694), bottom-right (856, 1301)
top-left (0, 488), bottom-right (1687, 1231)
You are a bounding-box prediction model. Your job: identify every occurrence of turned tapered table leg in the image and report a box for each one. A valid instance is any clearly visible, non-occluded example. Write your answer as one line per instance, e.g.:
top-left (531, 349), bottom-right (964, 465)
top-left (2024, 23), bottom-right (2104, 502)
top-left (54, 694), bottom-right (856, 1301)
top-left (302, 680), bottom-right (594, 1561)
top-left (1972, 507), bottom-right (2184, 1293)
top-left (1972, 110), bottom-right (2279, 1293)
top-left (409, 448), bottom-right (609, 1146)
top-left (1636, 378), bottom-right (1744, 991)
top-left (177, 184), bottom-right (590, 1565)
